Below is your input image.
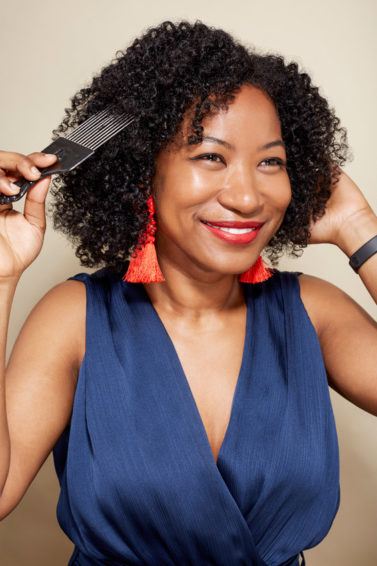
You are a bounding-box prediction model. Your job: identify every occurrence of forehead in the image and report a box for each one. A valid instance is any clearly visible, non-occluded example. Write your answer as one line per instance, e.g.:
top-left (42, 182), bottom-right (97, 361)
top-left (177, 84), bottom-right (282, 149)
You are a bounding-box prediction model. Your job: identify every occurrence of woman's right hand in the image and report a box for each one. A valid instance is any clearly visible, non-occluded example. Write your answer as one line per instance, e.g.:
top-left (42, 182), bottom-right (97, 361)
top-left (0, 151), bottom-right (58, 280)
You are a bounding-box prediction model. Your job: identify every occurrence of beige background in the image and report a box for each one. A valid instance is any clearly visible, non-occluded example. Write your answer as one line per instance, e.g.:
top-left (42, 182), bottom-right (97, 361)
top-left (1, 0), bottom-right (376, 564)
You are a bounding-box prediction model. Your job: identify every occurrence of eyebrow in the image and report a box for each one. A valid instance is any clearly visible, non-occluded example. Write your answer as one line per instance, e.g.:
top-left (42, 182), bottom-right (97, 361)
top-left (199, 135), bottom-right (285, 151)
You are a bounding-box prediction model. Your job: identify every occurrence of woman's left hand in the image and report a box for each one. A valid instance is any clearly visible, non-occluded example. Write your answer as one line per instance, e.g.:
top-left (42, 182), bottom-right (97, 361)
top-left (308, 166), bottom-right (376, 248)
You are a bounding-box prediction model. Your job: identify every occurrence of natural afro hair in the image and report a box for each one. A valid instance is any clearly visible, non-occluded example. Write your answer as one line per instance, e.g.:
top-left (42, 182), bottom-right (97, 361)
top-left (48, 19), bottom-right (350, 275)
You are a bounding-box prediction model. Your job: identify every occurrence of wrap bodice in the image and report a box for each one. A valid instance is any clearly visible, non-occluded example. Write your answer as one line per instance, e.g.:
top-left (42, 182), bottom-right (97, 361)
top-left (52, 268), bottom-right (340, 565)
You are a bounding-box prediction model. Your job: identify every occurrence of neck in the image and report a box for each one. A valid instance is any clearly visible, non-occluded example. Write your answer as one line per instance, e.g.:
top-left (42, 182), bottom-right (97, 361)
top-left (143, 257), bottom-right (245, 322)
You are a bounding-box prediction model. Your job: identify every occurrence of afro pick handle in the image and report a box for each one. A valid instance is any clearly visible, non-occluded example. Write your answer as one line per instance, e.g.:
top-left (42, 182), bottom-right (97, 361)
top-left (0, 138), bottom-right (95, 204)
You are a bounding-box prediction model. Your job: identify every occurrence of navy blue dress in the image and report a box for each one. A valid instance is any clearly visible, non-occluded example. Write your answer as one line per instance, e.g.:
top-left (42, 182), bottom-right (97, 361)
top-left (52, 268), bottom-right (340, 565)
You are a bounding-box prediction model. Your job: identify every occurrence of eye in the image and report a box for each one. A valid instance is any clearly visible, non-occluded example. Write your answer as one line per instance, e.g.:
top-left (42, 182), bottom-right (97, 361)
top-left (192, 153), bottom-right (225, 164)
top-left (259, 157), bottom-right (287, 169)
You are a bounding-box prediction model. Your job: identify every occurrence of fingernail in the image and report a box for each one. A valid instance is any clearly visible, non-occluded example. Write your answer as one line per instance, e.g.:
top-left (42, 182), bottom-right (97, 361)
top-left (10, 183), bottom-right (19, 193)
top-left (31, 166), bottom-right (40, 176)
top-left (42, 153), bottom-right (56, 158)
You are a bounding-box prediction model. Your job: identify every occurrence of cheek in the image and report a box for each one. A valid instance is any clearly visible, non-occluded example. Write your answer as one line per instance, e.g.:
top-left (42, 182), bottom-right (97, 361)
top-left (157, 166), bottom-right (216, 214)
top-left (154, 178), bottom-right (196, 238)
top-left (264, 178), bottom-right (292, 213)
top-left (273, 177), bottom-right (292, 211)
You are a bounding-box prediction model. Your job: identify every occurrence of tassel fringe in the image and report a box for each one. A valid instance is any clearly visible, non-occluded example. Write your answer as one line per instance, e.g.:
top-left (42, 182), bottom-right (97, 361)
top-left (123, 240), bottom-right (165, 283)
top-left (238, 255), bottom-right (273, 283)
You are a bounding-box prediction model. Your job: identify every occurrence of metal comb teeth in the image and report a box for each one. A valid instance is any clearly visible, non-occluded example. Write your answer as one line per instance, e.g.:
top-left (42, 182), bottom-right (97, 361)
top-left (66, 109), bottom-right (135, 150)
top-left (0, 109), bottom-right (135, 204)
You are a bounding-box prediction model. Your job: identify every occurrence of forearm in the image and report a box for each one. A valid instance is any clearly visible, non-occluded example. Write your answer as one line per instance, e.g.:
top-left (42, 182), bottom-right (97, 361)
top-left (336, 212), bottom-right (377, 305)
top-left (0, 278), bottom-right (18, 495)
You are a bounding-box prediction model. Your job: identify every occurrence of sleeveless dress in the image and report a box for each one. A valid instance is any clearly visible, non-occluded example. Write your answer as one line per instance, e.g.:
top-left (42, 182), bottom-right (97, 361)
top-left (52, 268), bottom-right (340, 566)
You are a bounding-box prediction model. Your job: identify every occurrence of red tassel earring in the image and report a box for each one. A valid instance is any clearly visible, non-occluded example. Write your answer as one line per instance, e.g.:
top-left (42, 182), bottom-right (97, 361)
top-left (238, 255), bottom-right (274, 283)
top-left (123, 197), bottom-right (272, 285)
top-left (123, 195), bottom-right (165, 283)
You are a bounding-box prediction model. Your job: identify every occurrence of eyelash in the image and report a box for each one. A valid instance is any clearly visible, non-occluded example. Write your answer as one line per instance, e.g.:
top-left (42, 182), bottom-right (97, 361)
top-left (260, 157), bottom-right (287, 168)
top-left (194, 153), bottom-right (287, 168)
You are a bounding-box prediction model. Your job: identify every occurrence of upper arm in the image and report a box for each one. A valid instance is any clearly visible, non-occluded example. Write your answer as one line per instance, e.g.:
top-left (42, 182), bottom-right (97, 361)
top-left (297, 273), bottom-right (377, 416)
top-left (0, 279), bottom-right (86, 520)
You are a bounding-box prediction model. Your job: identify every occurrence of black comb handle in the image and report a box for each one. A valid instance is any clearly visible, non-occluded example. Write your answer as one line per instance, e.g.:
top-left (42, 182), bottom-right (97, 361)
top-left (0, 138), bottom-right (94, 204)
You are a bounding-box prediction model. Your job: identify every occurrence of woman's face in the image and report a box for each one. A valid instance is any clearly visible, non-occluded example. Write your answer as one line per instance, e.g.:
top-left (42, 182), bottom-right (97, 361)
top-left (152, 83), bottom-right (292, 280)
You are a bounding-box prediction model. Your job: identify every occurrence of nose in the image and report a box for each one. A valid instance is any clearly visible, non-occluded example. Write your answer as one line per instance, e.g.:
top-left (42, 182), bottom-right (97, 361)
top-left (217, 165), bottom-right (263, 216)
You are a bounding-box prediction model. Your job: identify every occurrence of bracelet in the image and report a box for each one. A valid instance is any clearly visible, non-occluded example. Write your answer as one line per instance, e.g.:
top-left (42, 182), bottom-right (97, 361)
top-left (349, 234), bottom-right (377, 273)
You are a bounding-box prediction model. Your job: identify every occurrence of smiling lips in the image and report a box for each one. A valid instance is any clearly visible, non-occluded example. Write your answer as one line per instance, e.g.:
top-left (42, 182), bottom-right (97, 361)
top-left (200, 219), bottom-right (264, 244)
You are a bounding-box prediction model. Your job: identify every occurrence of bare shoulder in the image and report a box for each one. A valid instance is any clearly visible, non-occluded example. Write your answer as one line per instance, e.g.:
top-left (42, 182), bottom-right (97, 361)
top-left (295, 272), bottom-right (366, 338)
top-left (46, 278), bottom-right (86, 368)
top-left (294, 272), bottom-right (342, 337)
top-left (22, 278), bottom-right (87, 373)
top-left (295, 271), bottom-right (377, 414)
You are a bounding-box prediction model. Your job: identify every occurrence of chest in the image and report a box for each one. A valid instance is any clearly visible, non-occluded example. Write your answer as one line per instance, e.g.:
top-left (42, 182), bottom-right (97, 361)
top-left (155, 307), bottom-right (247, 465)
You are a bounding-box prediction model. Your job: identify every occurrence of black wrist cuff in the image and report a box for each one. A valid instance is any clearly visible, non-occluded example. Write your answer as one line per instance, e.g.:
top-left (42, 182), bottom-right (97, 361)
top-left (349, 234), bottom-right (377, 273)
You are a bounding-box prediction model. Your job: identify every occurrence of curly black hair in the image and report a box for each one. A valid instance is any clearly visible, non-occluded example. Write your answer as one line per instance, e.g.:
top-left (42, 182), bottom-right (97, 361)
top-left (48, 19), bottom-right (351, 274)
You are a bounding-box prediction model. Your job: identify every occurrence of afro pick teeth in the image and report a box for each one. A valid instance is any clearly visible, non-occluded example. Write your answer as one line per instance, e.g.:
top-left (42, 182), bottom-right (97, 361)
top-left (0, 109), bottom-right (135, 204)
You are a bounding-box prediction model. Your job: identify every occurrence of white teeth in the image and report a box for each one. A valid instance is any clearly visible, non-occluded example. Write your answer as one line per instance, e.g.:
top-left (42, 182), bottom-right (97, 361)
top-left (206, 222), bottom-right (256, 234)
top-left (218, 227), bottom-right (254, 234)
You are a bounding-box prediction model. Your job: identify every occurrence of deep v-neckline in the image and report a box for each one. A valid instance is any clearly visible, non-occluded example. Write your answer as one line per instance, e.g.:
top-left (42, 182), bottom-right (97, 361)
top-left (138, 283), bottom-right (253, 469)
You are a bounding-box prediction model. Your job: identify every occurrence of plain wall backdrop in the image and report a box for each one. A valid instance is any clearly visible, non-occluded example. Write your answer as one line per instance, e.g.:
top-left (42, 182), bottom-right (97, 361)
top-left (0, 0), bottom-right (376, 564)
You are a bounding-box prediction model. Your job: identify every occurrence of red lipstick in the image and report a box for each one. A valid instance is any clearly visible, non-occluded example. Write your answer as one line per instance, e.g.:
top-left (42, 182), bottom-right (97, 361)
top-left (201, 220), bottom-right (264, 228)
top-left (200, 220), bottom-right (264, 244)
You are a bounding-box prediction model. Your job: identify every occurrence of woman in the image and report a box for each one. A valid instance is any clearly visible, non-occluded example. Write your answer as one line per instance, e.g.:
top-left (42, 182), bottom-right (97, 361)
top-left (0, 20), bottom-right (376, 566)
